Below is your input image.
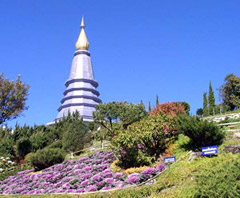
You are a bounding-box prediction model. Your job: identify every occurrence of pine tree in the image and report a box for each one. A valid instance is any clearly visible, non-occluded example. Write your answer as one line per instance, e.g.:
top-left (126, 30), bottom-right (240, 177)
top-left (156, 95), bottom-right (159, 106)
top-left (208, 81), bottom-right (216, 115)
top-left (203, 92), bottom-right (209, 117)
top-left (148, 101), bottom-right (151, 112)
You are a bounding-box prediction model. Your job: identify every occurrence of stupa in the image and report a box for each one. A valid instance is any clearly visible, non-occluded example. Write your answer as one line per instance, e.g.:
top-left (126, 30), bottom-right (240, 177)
top-left (56, 17), bottom-right (102, 122)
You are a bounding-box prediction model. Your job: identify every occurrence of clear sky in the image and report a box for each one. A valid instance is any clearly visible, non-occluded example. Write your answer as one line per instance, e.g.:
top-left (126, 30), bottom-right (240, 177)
top-left (1, 0), bottom-right (240, 127)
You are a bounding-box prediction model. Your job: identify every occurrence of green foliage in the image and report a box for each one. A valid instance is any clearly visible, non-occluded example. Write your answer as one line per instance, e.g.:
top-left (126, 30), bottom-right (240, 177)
top-left (0, 126), bottom-right (12, 140)
top-left (196, 108), bottom-right (203, 117)
top-left (86, 186), bottom-right (152, 198)
top-left (16, 137), bottom-right (32, 157)
top-left (94, 101), bottom-right (147, 139)
top-left (177, 115), bottom-right (225, 151)
top-left (192, 154), bottom-right (240, 198)
top-left (46, 111), bottom-right (81, 145)
top-left (12, 124), bottom-right (34, 141)
top-left (221, 73), bottom-right (240, 111)
top-left (181, 101), bottom-right (190, 115)
top-left (93, 127), bottom-right (109, 143)
top-left (48, 140), bottom-right (62, 149)
top-left (62, 118), bottom-right (90, 153)
top-left (112, 113), bottom-right (177, 168)
top-left (148, 101), bottom-right (151, 112)
top-left (24, 152), bottom-right (34, 165)
top-left (214, 103), bottom-right (230, 115)
top-left (46, 127), bottom-right (63, 145)
top-left (208, 81), bottom-right (216, 115)
top-left (120, 101), bottom-right (147, 129)
top-left (0, 138), bottom-right (14, 157)
top-left (203, 92), bottom-right (209, 117)
top-left (30, 148), bottom-right (66, 171)
top-left (30, 132), bottom-right (47, 152)
top-left (156, 95), bottom-right (159, 106)
top-left (0, 73), bottom-right (29, 125)
top-left (87, 121), bottom-right (98, 131)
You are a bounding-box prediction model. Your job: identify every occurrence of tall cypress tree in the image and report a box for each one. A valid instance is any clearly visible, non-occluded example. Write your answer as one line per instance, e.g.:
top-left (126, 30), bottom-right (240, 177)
top-left (148, 101), bottom-right (151, 112)
top-left (203, 92), bottom-right (209, 117)
top-left (208, 81), bottom-right (216, 115)
top-left (156, 95), bottom-right (159, 106)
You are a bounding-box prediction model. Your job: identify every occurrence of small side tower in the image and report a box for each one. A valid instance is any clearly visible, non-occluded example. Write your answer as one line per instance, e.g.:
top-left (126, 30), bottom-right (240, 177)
top-left (56, 17), bottom-right (102, 122)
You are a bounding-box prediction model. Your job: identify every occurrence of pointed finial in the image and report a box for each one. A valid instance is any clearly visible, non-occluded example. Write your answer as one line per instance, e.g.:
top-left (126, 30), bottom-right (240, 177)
top-left (80, 16), bottom-right (85, 28)
top-left (75, 16), bottom-right (89, 50)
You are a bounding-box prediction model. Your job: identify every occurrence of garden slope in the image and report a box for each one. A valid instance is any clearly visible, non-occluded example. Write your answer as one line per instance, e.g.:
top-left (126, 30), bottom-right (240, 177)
top-left (1, 134), bottom-right (240, 197)
top-left (0, 151), bottom-right (165, 196)
top-left (3, 151), bottom-right (240, 198)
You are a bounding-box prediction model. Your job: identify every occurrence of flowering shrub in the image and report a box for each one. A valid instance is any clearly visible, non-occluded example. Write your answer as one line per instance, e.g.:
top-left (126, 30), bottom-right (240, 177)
top-left (0, 157), bottom-right (15, 173)
top-left (0, 151), bottom-right (166, 194)
top-left (112, 114), bottom-right (178, 168)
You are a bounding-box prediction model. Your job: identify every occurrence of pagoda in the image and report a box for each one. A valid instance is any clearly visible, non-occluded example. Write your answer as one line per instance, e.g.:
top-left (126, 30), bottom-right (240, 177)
top-left (56, 17), bottom-right (101, 122)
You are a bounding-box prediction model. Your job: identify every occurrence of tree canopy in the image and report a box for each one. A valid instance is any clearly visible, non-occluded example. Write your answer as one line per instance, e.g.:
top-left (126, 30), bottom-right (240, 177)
top-left (203, 92), bottom-right (208, 117)
top-left (221, 74), bottom-right (240, 111)
top-left (62, 117), bottom-right (90, 153)
top-left (196, 108), bottom-right (203, 117)
top-left (149, 102), bottom-right (186, 117)
top-left (0, 73), bottom-right (29, 125)
top-left (208, 81), bottom-right (216, 115)
top-left (93, 101), bottom-right (148, 138)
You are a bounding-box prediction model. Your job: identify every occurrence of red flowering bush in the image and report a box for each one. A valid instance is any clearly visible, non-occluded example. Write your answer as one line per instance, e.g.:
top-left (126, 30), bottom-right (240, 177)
top-left (150, 102), bottom-right (186, 117)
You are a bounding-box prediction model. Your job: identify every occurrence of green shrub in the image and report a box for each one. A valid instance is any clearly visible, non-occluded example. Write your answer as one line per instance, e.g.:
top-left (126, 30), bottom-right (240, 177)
top-left (177, 115), bottom-right (225, 151)
top-left (23, 152), bottom-right (34, 165)
top-left (181, 101), bottom-right (190, 115)
top-left (48, 140), bottom-right (62, 149)
top-left (0, 138), bottom-right (14, 157)
top-left (62, 119), bottom-right (91, 153)
top-left (87, 121), bottom-right (98, 131)
top-left (47, 111), bottom-right (86, 145)
top-left (192, 154), bottom-right (240, 197)
top-left (45, 127), bottom-right (64, 145)
top-left (12, 124), bottom-right (34, 142)
top-left (30, 132), bottom-right (47, 152)
top-left (16, 137), bottom-right (32, 157)
top-left (112, 113), bottom-right (178, 168)
top-left (30, 148), bottom-right (66, 171)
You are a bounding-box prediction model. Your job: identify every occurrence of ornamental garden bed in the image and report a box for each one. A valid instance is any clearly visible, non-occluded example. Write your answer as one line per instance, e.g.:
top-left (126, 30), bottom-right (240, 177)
top-left (0, 151), bottom-right (165, 195)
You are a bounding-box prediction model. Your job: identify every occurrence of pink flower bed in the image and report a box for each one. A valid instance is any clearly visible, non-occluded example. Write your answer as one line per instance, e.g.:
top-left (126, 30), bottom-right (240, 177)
top-left (0, 151), bottom-right (165, 194)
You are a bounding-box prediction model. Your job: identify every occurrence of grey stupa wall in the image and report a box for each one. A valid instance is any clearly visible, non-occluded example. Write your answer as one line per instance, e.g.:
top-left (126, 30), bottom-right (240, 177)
top-left (56, 17), bottom-right (101, 122)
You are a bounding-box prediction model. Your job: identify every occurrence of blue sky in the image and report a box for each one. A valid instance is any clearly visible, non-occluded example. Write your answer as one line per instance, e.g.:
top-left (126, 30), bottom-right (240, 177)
top-left (1, 0), bottom-right (240, 127)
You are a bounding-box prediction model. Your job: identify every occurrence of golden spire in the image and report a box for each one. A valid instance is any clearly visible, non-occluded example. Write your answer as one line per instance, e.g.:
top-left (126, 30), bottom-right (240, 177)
top-left (75, 17), bottom-right (89, 50)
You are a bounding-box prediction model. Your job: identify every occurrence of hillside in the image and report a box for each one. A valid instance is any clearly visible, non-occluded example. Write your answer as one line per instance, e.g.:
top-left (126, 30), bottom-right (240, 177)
top-left (1, 124), bottom-right (240, 198)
